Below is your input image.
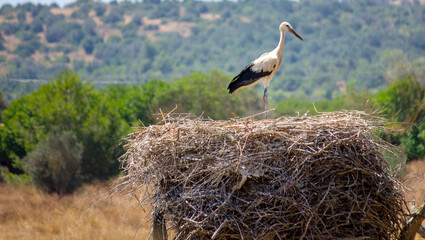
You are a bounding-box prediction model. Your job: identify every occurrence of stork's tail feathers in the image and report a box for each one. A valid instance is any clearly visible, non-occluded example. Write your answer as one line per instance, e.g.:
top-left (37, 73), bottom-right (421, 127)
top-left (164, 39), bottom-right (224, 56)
top-left (227, 64), bottom-right (253, 94)
top-left (228, 63), bottom-right (272, 95)
top-left (227, 79), bottom-right (240, 94)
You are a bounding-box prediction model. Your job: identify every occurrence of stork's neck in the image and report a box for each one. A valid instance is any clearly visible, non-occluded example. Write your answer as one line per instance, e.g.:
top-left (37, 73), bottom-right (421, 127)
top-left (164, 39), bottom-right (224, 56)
top-left (275, 30), bottom-right (286, 62)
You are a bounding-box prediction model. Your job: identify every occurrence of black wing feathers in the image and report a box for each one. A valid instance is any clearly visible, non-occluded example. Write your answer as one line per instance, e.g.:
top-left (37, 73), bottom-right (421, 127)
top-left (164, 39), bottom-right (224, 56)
top-left (227, 63), bottom-right (273, 94)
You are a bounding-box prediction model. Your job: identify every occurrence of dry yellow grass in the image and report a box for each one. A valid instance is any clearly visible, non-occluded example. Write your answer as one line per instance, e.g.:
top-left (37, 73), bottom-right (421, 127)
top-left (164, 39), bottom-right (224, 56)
top-left (25, 12), bottom-right (33, 23)
top-left (88, 10), bottom-right (103, 27)
top-left (50, 7), bottom-right (77, 18)
top-left (389, 0), bottom-right (425, 5)
top-left (67, 49), bottom-right (95, 63)
top-left (2, 158), bottom-right (425, 240)
top-left (158, 21), bottom-right (195, 38)
top-left (405, 159), bottom-right (425, 204)
top-left (2, 34), bottom-right (21, 53)
top-left (200, 13), bottom-right (220, 21)
top-left (98, 28), bottom-right (123, 42)
top-left (0, 182), bottom-right (151, 240)
top-left (404, 158), bottom-right (425, 240)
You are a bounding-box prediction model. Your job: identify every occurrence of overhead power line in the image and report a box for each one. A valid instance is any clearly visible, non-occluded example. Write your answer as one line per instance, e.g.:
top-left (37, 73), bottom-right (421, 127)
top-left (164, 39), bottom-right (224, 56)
top-left (1, 78), bottom-right (134, 85)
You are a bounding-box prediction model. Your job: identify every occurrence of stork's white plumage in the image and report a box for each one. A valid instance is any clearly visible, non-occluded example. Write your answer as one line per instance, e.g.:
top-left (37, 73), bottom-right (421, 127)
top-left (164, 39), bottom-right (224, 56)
top-left (227, 21), bottom-right (303, 119)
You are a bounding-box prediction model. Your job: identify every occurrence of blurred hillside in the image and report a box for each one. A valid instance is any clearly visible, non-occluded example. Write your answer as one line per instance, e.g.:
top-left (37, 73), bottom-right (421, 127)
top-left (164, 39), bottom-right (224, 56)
top-left (0, 0), bottom-right (424, 101)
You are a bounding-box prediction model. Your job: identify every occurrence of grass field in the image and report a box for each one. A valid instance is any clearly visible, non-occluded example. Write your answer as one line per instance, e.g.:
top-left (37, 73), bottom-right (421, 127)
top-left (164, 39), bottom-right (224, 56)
top-left (0, 182), bottom-right (150, 240)
top-left (1, 159), bottom-right (425, 240)
top-left (404, 159), bottom-right (425, 240)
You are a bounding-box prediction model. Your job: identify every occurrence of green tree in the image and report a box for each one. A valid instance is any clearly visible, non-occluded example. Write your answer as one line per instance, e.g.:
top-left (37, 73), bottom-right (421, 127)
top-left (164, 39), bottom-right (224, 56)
top-left (101, 79), bottom-right (169, 125)
top-left (45, 21), bottom-right (68, 43)
top-left (376, 76), bottom-right (425, 160)
top-left (82, 37), bottom-right (95, 54)
top-left (153, 70), bottom-right (261, 119)
top-left (274, 90), bottom-right (373, 117)
top-left (376, 77), bottom-right (425, 124)
top-left (400, 123), bottom-right (425, 161)
top-left (103, 7), bottom-right (123, 24)
top-left (30, 19), bottom-right (44, 33)
top-left (0, 90), bottom-right (6, 120)
top-left (1, 69), bottom-right (129, 181)
top-left (13, 40), bottom-right (42, 57)
top-left (94, 4), bottom-right (107, 16)
top-left (0, 32), bottom-right (5, 51)
top-left (102, 71), bottom-right (261, 123)
top-left (0, 91), bottom-right (6, 170)
top-left (0, 92), bottom-right (26, 174)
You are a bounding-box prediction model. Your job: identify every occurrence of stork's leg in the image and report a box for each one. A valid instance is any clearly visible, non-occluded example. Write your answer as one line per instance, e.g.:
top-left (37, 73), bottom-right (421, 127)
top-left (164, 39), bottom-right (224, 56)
top-left (263, 87), bottom-right (268, 119)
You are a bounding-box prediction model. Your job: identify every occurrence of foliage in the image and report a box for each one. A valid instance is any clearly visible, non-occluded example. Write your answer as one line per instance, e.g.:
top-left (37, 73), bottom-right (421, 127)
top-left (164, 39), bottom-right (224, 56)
top-left (0, 89), bottom-right (6, 115)
top-left (0, 91), bottom-right (9, 173)
top-left (23, 130), bottom-right (83, 194)
top-left (0, 68), bottom-right (262, 191)
top-left (46, 21), bottom-right (83, 43)
top-left (0, 22), bottom-right (21, 35)
top-left (1, 0), bottom-right (424, 102)
top-left (82, 37), bottom-right (96, 54)
top-left (153, 70), bottom-right (262, 119)
top-left (399, 124), bottom-right (425, 161)
top-left (0, 167), bottom-right (30, 185)
top-left (375, 75), bottom-right (425, 160)
top-left (274, 90), bottom-right (375, 117)
top-left (101, 79), bottom-right (169, 125)
top-left (1, 69), bottom-right (129, 182)
top-left (94, 4), bottom-right (107, 16)
top-left (13, 40), bottom-right (42, 57)
top-left (376, 77), bottom-right (424, 123)
top-left (103, 7), bottom-right (124, 24)
top-left (30, 19), bottom-right (44, 33)
top-left (0, 32), bottom-right (5, 51)
top-left (101, 70), bottom-right (262, 124)
top-left (0, 117), bottom-right (26, 173)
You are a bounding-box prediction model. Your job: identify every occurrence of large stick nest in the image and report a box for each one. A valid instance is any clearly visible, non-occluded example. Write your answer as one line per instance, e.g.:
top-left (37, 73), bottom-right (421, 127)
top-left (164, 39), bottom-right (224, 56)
top-left (117, 111), bottom-right (407, 239)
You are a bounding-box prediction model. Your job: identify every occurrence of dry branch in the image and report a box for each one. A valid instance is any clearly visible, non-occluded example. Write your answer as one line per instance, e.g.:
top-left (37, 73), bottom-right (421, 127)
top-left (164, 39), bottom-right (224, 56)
top-left (399, 203), bottom-right (425, 240)
top-left (117, 111), bottom-right (408, 239)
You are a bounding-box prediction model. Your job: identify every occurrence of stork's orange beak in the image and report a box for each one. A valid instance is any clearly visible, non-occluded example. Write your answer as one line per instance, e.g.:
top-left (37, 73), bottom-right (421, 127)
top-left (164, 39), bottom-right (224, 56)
top-left (289, 28), bottom-right (303, 41)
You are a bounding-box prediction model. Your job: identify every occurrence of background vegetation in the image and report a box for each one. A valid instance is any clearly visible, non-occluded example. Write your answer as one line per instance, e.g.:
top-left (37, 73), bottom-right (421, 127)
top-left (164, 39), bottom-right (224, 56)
top-left (0, 0), bottom-right (425, 102)
top-left (0, 68), bottom-right (261, 192)
top-left (0, 0), bottom-right (424, 196)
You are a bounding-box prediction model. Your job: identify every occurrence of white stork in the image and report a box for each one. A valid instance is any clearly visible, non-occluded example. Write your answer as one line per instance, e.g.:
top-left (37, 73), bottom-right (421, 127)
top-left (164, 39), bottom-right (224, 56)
top-left (227, 21), bottom-right (303, 119)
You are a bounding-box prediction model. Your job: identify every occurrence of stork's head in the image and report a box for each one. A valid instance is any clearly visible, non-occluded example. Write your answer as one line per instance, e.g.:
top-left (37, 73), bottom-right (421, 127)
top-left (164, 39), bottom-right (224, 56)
top-left (279, 22), bottom-right (303, 41)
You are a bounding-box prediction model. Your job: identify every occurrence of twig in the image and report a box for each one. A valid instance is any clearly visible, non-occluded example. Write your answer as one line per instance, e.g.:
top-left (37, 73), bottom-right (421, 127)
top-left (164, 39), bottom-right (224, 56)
top-left (226, 109), bottom-right (240, 118)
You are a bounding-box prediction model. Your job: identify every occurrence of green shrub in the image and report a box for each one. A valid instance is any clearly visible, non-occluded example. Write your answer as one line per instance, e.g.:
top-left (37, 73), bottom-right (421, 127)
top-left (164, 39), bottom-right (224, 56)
top-left (0, 167), bottom-right (30, 185)
top-left (46, 21), bottom-right (67, 43)
top-left (30, 19), bottom-right (43, 33)
top-left (375, 76), bottom-right (425, 161)
top-left (13, 40), bottom-right (41, 57)
top-left (82, 38), bottom-right (94, 54)
top-left (103, 7), bottom-right (123, 24)
top-left (1, 22), bottom-right (21, 35)
top-left (94, 4), bottom-right (107, 16)
top-left (17, 11), bottom-right (26, 23)
top-left (376, 77), bottom-right (425, 123)
top-left (0, 90), bottom-right (6, 113)
top-left (0, 33), bottom-right (4, 51)
top-left (24, 131), bottom-right (83, 194)
top-left (66, 28), bottom-right (84, 45)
